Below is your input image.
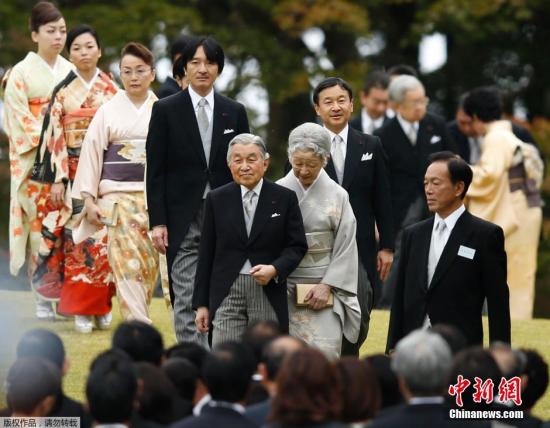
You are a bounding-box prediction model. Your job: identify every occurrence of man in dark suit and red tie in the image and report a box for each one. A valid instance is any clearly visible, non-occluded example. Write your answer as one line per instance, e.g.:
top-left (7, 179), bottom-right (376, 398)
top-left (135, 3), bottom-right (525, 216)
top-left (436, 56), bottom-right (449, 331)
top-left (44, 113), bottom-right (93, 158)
top-left (193, 134), bottom-right (307, 346)
top-left (386, 152), bottom-right (511, 352)
top-left (312, 77), bottom-right (395, 356)
top-left (146, 36), bottom-right (250, 345)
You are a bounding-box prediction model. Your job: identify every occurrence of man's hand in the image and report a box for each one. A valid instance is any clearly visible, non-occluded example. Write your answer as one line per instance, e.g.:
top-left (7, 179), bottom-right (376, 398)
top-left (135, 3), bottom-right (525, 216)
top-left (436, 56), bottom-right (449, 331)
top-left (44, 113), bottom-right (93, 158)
top-left (377, 249), bottom-right (394, 281)
top-left (84, 198), bottom-right (102, 226)
top-left (305, 283), bottom-right (332, 310)
top-left (50, 182), bottom-right (65, 208)
top-left (250, 264), bottom-right (277, 286)
top-left (152, 226), bottom-right (169, 254)
top-left (195, 307), bottom-right (209, 333)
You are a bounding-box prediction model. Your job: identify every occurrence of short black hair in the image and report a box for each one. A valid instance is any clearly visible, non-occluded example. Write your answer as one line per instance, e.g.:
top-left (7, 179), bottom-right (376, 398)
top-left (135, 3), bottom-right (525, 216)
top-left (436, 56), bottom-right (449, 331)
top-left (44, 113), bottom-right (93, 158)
top-left (162, 357), bottom-right (199, 401)
top-left (66, 24), bottom-right (100, 51)
top-left (165, 341), bottom-right (209, 373)
top-left (87, 350), bottom-right (137, 423)
top-left (520, 349), bottom-right (549, 411)
top-left (182, 36), bottom-right (225, 74)
top-left (17, 329), bottom-right (65, 369)
top-left (242, 320), bottom-right (281, 364)
top-left (362, 70), bottom-right (390, 94)
top-left (463, 86), bottom-right (502, 122)
top-left (364, 354), bottom-right (403, 409)
top-left (202, 341), bottom-right (256, 403)
top-left (170, 34), bottom-right (193, 62)
top-left (430, 324), bottom-right (467, 356)
top-left (172, 54), bottom-right (186, 80)
top-left (7, 357), bottom-right (61, 414)
top-left (313, 77), bottom-right (353, 105)
top-left (427, 151), bottom-right (473, 199)
top-left (387, 64), bottom-right (418, 78)
top-left (112, 321), bottom-right (164, 366)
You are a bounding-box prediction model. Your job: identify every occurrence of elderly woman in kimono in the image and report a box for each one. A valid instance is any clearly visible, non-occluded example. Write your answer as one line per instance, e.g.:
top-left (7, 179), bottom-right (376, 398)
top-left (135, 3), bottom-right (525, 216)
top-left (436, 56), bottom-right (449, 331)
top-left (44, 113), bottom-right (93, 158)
top-left (277, 122), bottom-right (361, 359)
top-left (2, 2), bottom-right (73, 319)
top-left (31, 25), bottom-right (118, 333)
top-left (71, 42), bottom-right (159, 324)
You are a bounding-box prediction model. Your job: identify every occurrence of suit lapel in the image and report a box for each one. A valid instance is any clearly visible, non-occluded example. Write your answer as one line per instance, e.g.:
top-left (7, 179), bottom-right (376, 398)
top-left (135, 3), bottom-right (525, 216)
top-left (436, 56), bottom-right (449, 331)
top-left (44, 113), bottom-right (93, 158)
top-left (179, 90), bottom-right (207, 166)
top-left (341, 128), bottom-right (363, 190)
top-left (418, 219), bottom-right (434, 291)
top-left (229, 183), bottom-right (248, 244)
top-left (209, 93), bottom-right (226, 168)
top-left (325, 159), bottom-right (338, 182)
top-left (248, 180), bottom-right (276, 245)
top-left (429, 211), bottom-right (472, 290)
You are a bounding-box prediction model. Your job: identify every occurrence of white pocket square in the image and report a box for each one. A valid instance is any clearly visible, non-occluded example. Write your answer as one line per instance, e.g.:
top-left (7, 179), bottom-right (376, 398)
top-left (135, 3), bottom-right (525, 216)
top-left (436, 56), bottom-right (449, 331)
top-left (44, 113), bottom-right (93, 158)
top-left (430, 135), bottom-right (442, 144)
top-left (223, 128), bottom-right (235, 135)
top-left (361, 152), bottom-right (373, 161)
top-left (271, 213), bottom-right (281, 218)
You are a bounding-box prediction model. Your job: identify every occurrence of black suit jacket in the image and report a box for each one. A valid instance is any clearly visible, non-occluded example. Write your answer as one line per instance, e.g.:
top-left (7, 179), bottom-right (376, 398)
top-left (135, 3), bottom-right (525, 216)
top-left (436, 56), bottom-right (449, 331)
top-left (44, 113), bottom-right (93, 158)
top-left (244, 399), bottom-right (271, 427)
top-left (192, 180), bottom-right (307, 333)
top-left (374, 113), bottom-right (457, 233)
top-left (368, 403), bottom-right (490, 428)
top-left (171, 405), bottom-right (257, 428)
top-left (155, 77), bottom-right (181, 99)
top-left (325, 127), bottom-right (394, 286)
top-left (387, 210), bottom-right (511, 352)
top-left (146, 89), bottom-right (249, 298)
top-left (349, 112), bottom-right (390, 134)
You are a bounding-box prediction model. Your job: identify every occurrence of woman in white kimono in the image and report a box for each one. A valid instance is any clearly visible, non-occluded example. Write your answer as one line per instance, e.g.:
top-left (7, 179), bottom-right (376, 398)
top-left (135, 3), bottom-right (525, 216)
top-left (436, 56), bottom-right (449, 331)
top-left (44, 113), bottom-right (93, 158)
top-left (277, 122), bottom-right (361, 359)
top-left (2, 2), bottom-right (73, 319)
top-left (71, 42), bottom-right (159, 324)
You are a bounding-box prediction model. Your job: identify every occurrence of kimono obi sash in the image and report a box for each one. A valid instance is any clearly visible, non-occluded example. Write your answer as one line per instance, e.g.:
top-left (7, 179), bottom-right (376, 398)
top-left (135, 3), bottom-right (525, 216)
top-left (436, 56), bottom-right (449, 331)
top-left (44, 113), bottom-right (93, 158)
top-left (101, 138), bottom-right (146, 182)
top-left (298, 231), bottom-right (334, 268)
top-left (28, 96), bottom-right (50, 118)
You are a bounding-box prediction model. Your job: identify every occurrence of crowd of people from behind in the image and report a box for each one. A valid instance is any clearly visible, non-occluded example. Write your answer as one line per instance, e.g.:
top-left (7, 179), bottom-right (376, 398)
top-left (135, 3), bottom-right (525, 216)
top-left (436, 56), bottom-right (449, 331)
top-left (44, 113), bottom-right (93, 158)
top-left (2, 322), bottom-right (550, 427)
top-left (1, 3), bottom-right (549, 420)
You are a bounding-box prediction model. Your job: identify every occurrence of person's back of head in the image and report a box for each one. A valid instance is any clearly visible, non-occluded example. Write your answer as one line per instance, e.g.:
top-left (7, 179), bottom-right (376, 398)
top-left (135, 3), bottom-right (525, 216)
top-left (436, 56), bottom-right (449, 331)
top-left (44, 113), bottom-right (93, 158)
top-left (7, 357), bottom-right (61, 417)
top-left (449, 347), bottom-right (502, 411)
top-left (242, 320), bottom-right (282, 364)
top-left (392, 329), bottom-right (452, 398)
top-left (16, 329), bottom-right (65, 371)
top-left (261, 335), bottom-right (306, 382)
top-left (463, 86), bottom-right (503, 123)
top-left (170, 34), bottom-right (193, 62)
top-left (431, 324), bottom-right (468, 356)
top-left (387, 64), bottom-right (418, 79)
top-left (162, 357), bottom-right (199, 402)
top-left (112, 321), bottom-right (164, 366)
top-left (86, 350), bottom-right (137, 425)
top-left (519, 349), bottom-right (549, 412)
top-left (490, 342), bottom-right (524, 378)
top-left (135, 362), bottom-right (184, 424)
top-left (335, 357), bottom-right (381, 423)
top-left (365, 354), bottom-right (403, 409)
top-left (202, 341), bottom-right (256, 403)
top-left (165, 341), bottom-right (209, 371)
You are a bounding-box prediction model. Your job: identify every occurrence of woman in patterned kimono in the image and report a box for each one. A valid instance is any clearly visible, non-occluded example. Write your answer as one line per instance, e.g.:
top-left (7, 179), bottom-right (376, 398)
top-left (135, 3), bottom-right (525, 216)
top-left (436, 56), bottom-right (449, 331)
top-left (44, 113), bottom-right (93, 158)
top-left (277, 123), bottom-right (361, 359)
top-left (2, 2), bottom-right (73, 319)
top-left (71, 42), bottom-right (159, 324)
top-left (32, 25), bottom-right (118, 333)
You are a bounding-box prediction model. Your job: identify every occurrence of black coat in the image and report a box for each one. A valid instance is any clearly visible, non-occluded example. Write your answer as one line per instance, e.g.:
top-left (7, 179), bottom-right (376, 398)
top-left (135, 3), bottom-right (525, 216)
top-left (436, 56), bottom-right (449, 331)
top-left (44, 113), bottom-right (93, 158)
top-left (374, 113), bottom-right (457, 233)
top-left (324, 127), bottom-right (395, 286)
top-left (171, 405), bottom-right (257, 428)
top-left (155, 77), bottom-right (181, 99)
top-left (146, 89), bottom-right (249, 301)
top-left (192, 180), bottom-right (307, 333)
top-left (387, 210), bottom-right (511, 352)
top-left (349, 112), bottom-right (390, 134)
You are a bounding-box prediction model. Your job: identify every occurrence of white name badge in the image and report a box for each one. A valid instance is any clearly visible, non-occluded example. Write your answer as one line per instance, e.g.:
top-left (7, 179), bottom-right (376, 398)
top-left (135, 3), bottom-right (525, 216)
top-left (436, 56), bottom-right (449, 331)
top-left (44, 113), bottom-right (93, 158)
top-left (458, 245), bottom-right (476, 260)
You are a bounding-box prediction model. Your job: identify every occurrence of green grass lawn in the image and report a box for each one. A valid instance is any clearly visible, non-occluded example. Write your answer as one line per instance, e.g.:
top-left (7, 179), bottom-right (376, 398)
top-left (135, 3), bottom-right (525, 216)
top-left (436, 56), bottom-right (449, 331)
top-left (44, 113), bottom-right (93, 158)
top-left (0, 289), bottom-right (549, 419)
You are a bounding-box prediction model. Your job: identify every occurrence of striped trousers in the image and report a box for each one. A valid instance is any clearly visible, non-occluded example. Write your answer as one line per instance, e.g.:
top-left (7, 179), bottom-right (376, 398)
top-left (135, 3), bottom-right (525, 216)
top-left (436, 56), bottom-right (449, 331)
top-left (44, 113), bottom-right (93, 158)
top-left (212, 274), bottom-right (278, 347)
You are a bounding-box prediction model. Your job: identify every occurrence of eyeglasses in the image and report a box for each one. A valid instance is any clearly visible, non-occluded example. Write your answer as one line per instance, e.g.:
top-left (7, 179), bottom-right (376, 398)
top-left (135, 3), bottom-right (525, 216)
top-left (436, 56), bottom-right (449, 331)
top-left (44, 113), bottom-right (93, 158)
top-left (120, 68), bottom-right (152, 78)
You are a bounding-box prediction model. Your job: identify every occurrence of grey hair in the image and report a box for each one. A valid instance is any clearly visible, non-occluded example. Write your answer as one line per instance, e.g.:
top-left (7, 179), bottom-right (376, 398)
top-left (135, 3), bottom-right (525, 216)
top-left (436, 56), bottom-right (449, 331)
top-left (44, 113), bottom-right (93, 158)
top-left (287, 122), bottom-right (331, 165)
top-left (389, 75), bottom-right (425, 104)
top-left (391, 329), bottom-right (452, 396)
top-left (226, 133), bottom-right (269, 164)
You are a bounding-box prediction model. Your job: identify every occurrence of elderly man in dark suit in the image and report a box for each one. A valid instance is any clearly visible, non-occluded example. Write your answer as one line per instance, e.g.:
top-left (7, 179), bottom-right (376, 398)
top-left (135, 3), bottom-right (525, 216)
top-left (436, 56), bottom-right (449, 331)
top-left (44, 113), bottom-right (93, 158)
top-left (311, 77), bottom-right (395, 356)
top-left (387, 152), bottom-right (510, 352)
top-left (374, 75), bottom-right (456, 308)
top-left (146, 36), bottom-right (250, 345)
top-left (350, 70), bottom-right (391, 135)
top-left (193, 134), bottom-right (307, 346)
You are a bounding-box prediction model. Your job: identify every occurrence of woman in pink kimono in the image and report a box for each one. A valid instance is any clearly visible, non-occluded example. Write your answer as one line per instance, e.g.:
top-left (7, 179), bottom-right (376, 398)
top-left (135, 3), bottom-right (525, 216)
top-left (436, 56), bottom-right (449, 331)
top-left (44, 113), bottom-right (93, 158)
top-left (32, 25), bottom-right (118, 333)
top-left (72, 43), bottom-right (159, 324)
top-left (2, 2), bottom-right (72, 319)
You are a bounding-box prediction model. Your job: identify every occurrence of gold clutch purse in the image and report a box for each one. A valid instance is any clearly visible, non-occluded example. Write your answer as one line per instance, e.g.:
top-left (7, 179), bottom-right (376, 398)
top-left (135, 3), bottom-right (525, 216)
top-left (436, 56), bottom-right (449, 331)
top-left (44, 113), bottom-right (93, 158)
top-left (97, 198), bottom-right (119, 226)
top-left (295, 283), bottom-right (333, 308)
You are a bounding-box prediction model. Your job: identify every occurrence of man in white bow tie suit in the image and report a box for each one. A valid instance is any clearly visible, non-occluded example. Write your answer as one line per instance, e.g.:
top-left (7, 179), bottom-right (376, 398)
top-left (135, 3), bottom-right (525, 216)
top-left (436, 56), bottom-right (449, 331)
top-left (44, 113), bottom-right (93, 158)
top-left (193, 134), bottom-right (307, 346)
top-left (146, 36), bottom-right (250, 345)
top-left (387, 151), bottom-right (510, 352)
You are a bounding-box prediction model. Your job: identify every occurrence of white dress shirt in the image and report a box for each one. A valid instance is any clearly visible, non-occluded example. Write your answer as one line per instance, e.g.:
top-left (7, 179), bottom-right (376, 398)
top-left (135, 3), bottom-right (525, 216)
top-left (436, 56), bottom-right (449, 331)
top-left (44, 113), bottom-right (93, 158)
top-left (361, 109), bottom-right (385, 134)
top-left (397, 114), bottom-right (419, 145)
top-left (188, 84), bottom-right (214, 124)
top-left (240, 179), bottom-right (263, 274)
top-left (193, 393), bottom-right (212, 416)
